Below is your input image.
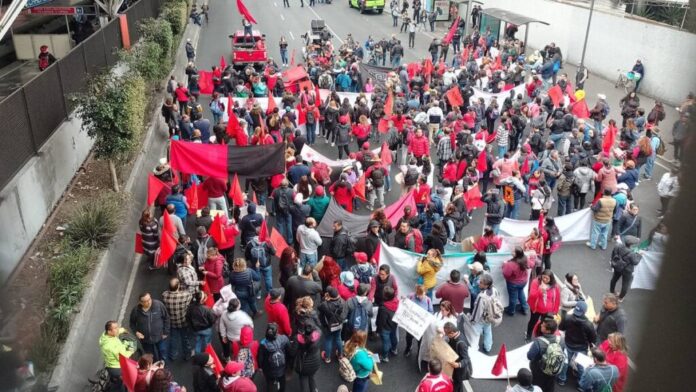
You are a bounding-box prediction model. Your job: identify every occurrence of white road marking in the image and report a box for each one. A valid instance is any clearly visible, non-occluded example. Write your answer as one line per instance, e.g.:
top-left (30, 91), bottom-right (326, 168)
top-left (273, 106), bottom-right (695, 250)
top-left (463, 380), bottom-right (474, 392)
top-left (280, 14), bottom-right (285, 20)
top-left (274, 1), bottom-right (278, 6)
top-left (118, 252), bottom-right (140, 322)
top-left (307, 6), bottom-right (344, 44)
top-left (290, 31), bottom-right (295, 40)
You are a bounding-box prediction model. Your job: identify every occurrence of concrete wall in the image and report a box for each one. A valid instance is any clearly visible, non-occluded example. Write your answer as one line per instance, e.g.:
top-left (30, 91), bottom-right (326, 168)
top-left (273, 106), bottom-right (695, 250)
top-left (481, 0), bottom-right (696, 105)
top-left (0, 116), bottom-right (93, 282)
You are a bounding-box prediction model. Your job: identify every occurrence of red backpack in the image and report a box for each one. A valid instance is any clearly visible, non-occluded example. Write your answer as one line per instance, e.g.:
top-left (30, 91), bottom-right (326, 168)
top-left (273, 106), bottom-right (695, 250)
top-left (406, 229), bottom-right (424, 254)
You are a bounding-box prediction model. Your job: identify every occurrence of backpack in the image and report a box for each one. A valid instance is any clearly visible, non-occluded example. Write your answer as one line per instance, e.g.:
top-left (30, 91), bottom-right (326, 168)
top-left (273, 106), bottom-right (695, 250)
top-left (275, 188), bottom-right (291, 214)
top-left (338, 353), bottom-right (357, 382)
top-left (655, 136), bottom-right (667, 156)
top-left (548, 229), bottom-right (563, 253)
top-left (347, 297), bottom-right (369, 332)
top-left (602, 102), bottom-right (610, 118)
top-left (484, 242), bottom-right (499, 253)
top-left (196, 237), bottom-right (211, 266)
top-left (503, 185), bottom-right (515, 205)
top-left (539, 336), bottom-right (566, 376)
top-left (236, 346), bottom-right (256, 378)
top-left (610, 249), bottom-right (628, 272)
top-left (306, 110), bottom-right (316, 124)
top-left (482, 293), bottom-right (504, 326)
top-left (370, 167), bottom-right (385, 188)
top-left (387, 130), bottom-right (400, 150)
top-left (249, 239), bottom-right (269, 268)
top-left (262, 339), bottom-right (286, 376)
top-left (405, 229), bottom-right (424, 254)
top-left (352, 265), bottom-right (374, 285)
top-left (404, 167), bottom-right (419, 186)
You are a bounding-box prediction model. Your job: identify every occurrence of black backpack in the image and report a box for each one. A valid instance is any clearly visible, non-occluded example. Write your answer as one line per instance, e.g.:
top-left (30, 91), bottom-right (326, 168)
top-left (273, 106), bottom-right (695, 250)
top-left (275, 188), bottom-right (291, 214)
top-left (370, 167), bottom-right (385, 188)
top-left (262, 337), bottom-right (287, 377)
top-left (404, 167), bottom-right (419, 186)
top-left (249, 238), bottom-right (269, 268)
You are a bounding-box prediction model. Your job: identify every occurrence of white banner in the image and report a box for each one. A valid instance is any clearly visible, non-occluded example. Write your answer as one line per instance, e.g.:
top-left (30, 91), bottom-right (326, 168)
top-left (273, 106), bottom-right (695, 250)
top-left (631, 250), bottom-right (664, 291)
top-left (300, 144), bottom-right (354, 167)
top-left (499, 208), bottom-right (593, 243)
top-left (393, 298), bottom-right (436, 340)
top-left (468, 344), bottom-right (593, 379)
top-left (469, 84), bottom-right (527, 106)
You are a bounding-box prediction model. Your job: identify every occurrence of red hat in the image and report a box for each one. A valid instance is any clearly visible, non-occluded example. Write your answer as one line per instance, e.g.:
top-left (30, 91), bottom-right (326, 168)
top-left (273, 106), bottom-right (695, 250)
top-left (354, 252), bottom-right (368, 263)
top-left (224, 361), bottom-right (244, 375)
top-left (315, 185), bottom-right (324, 196)
top-left (362, 142), bottom-right (370, 150)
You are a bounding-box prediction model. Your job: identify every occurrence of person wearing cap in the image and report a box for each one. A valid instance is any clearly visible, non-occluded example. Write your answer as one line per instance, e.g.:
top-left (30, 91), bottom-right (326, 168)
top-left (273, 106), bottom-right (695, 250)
top-left (307, 185), bottom-right (330, 223)
top-left (350, 251), bottom-right (376, 286)
top-left (318, 286), bottom-right (347, 363)
top-left (557, 300), bottom-right (596, 386)
top-left (220, 360), bottom-right (256, 392)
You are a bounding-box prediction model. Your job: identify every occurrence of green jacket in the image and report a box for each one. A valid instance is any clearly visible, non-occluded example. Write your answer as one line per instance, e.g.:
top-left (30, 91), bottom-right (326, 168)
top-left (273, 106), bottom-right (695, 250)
top-left (99, 329), bottom-right (135, 368)
top-left (350, 348), bottom-right (374, 378)
top-left (307, 195), bottom-right (330, 222)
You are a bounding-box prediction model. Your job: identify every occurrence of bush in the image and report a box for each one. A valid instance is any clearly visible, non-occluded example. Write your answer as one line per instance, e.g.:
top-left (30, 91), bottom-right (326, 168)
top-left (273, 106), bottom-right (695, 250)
top-left (65, 195), bottom-right (122, 249)
top-left (121, 41), bottom-right (167, 83)
top-left (139, 17), bottom-right (174, 66)
top-left (161, 0), bottom-right (188, 36)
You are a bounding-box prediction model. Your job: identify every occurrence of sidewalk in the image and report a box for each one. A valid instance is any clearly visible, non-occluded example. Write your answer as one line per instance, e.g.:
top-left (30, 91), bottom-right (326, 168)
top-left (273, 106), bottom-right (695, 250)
top-left (47, 20), bottom-right (204, 392)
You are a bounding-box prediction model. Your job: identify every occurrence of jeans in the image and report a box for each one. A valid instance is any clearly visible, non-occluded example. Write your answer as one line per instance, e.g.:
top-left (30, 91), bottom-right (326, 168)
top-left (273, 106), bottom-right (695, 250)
top-left (610, 269), bottom-right (634, 299)
top-left (141, 339), bottom-right (168, 362)
top-left (504, 202), bottom-right (519, 219)
top-left (276, 212), bottom-right (293, 245)
top-left (558, 347), bottom-right (587, 383)
top-left (490, 223), bottom-right (500, 235)
top-left (235, 288), bottom-right (258, 316)
top-left (208, 196), bottom-right (229, 217)
top-left (106, 367), bottom-right (124, 392)
top-left (306, 123), bottom-right (316, 144)
top-left (392, 15), bottom-right (399, 26)
top-left (193, 327), bottom-right (213, 354)
top-left (505, 282), bottom-right (528, 315)
top-left (368, 186), bottom-right (385, 209)
top-left (589, 220), bottom-right (611, 250)
top-left (323, 329), bottom-right (344, 357)
top-left (643, 155), bottom-right (655, 178)
top-left (557, 195), bottom-right (572, 216)
top-left (549, 133), bottom-right (565, 152)
top-left (336, 257), bottom-right (347, 271)
top-left (497, 145), bottom-right (508, 159)
top-left (391, 55), bottom-right (401, 68)
top-left (300, 252), bottom-right (318, 269)
top-left (380, 329), bottom-right (399, 359)
top-left (259, 265), bottom-right (273, 294)
top-left (472, 322), bottom-right (492, 352)
top-left (298, 375), bottom-right (317, 392)
top-left (280, 48), bottom-right (288, 65)
top-left (353, 376), bottom-right (370, 392)
top-left (168, 327), bottom-right (191, 361)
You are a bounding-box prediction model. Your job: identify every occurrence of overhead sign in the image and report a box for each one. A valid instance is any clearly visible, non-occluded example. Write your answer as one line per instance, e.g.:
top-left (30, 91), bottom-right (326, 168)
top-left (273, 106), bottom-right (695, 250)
top-left (25, 0), bottom-right (54, 8)
top-left (28, 5), bottom-right (97, 15)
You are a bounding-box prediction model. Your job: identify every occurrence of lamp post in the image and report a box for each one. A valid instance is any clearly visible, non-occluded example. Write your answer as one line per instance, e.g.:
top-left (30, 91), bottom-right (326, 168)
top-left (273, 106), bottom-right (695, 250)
top-left (577, 0), bottom-right (596, 90)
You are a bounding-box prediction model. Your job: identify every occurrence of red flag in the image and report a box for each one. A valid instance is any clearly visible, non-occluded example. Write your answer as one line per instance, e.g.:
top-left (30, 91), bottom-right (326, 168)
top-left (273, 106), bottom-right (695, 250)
top-left (423, 58), bottom-right (433, 76)
top-left (266, 95), bottom-right (277, 114)
top-left (384, 91), bottom-right (393, 116)
top-left (119, 354), bottom-right (138, 392)
top-left (314, 84), bottom-right (322, 105)
top-left (258, 219), bottom-right (269, 242)
top-left (464, 186), bottom-right (485, 212)
top-left (547, 85), bottom-right (563, 108)
top-left (158, 212), bottom-right (178, 267)
top-left (372, 242), bottom-right (381, 265)
top-left (135, 232), bottom-right (144, 254)
top-left (249, 189), bottom-right (258, 205)
top-left (446, 85), bottom-right (464, 107)
top-left (185, 183), bottom-right (208, 215)
top-left (571, 99), bottom-right (590, 119)
top-left (226, 109), bottom-right (241, 138)
top-left (203, 283), bottom-right (215, 308)
top-left (198, 71), bottom-right (214, 95)
top-left (236, 0), bottom-right (257, 24)
top-left (296, 104), bottom-right (307, 125)
top-left (354, 174), bottom-right (367, 201)
top-left (377, 117), bottom-right (390, 133)
top-left (147, 174), bottom-right (167, 206)
top-left (602, 124), bottom-right (618, 154)
top-left (491, 344), bottom-right (508, 376)
top-left (228, 174), bottom-right (244, 206)
top-left (290, 48), bottom-right (296, 66)
top-left (476, 150), bottom-right (488, 172)
top-left (205, 344), bottom-right (224, 376)
top-left (209, 214), bottom-right (227, 245)
top-left (269, 227), bottom-right (289, 255)
top-left (443, 16), bottom-right (460, 44)
top-left (220, 55), bottom-right (227, 69)
top-left (380, 142), bottom-right (392, 165)
top-left (267, 74), bottom-right (278, 93)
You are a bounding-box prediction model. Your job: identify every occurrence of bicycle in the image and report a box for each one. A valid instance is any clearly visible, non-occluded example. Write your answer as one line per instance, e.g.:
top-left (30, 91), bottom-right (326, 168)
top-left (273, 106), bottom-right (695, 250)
top-left (88, 332), bottom-right (142, 392)
top-left (615, 69), bottom-right (641, 94)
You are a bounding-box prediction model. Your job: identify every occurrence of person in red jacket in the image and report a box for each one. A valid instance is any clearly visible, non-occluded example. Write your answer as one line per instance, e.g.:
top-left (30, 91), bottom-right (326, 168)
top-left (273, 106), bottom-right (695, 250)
top-left (329, 174), bottom-right (355, 212)
top-left (442, 157), bottom-right (459, 187)
top-left (219, 360), bottom-right (257, 392)
top-left (352, 116), bottom-right (371, 149)
top-left (202, 248), bottom-right (225, 301)
top-left (599, 333), bottom-right (629, 392)
top-left (525, 269), bottom-right (561, 342)
top-left (502, 247), bottom-right (535, 316)
top-left (264, 289), bottom-right (292, 336)
top-left (417, 358), bottom-right (454, 392)
top-left (231, 326), bottom-right (259, 377)
top-left (408, 128), bottom-right (431, 164)
top-left (413, 176), bottom-right (431, 214)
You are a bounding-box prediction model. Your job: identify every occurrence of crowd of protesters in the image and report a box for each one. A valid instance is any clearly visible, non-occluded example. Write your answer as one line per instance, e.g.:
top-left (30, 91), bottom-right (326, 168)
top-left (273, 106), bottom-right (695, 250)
top-left (98, 1), bottom-right (696, 392)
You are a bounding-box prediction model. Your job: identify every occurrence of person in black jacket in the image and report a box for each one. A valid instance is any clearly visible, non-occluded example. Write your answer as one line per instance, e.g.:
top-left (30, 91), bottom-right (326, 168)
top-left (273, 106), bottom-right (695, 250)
top-left (481, 189), bottom-right (504, 234)
top-left (558, 301), bottom-right (597, 385)
top-left (376, 286), bottom-right (399, 363)
top-left (239, 202), bottom-right (264, 248)
top-left (424, 221), bottom-right (447, 254)
top-left (317, 287), bottom-right (346, 363)
top-left (258, 323), bottom-right (290, 392)
top-left (609, 236), bottom-right (642, 300)
top-left (191, 353), bottom-right (218, 392)
top-left (443, 322), bottom-right (472, 392)
top-left (187, 291), bottom-right (217, 354)
top-left (290, 324), bottom-right (322, 392)
top-left (330, 220), bottom-right (353, 271)
top-left (129, 292), bottom-right (170, 362)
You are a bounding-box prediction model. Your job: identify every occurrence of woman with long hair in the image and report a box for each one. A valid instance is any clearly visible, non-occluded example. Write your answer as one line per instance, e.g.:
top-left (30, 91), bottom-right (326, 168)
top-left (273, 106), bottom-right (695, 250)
top-left (279, 247), bottom-right (299, 288)
top-left (344, 331), bottom-right (374, 392)
top-left (228, 258), bottom-right (261, 316)
top-left (147, 368), bottom-right (185, 392)
top-left (523, 228), bottom-right (544, 276)
top-left (418, 300), bottom-right (458, 371)
top-left (352, 115), bottom-right (371, 150)
top-left (540, 216), bottom-right (560, 272)
top-left (560, 273), bottom-right (585, 319)
top-left (526, 269), bottom-right (560, 342)
top-left (293, 296), bottom-right (321, 335)
top-left (416, 249), bottom-right (444, 299)
top-left (294, 175), bottom-right (313, 201)
top-left (599, 333), bottom-right (629, 392)
top-left (502, 246), bottom-right (534, 316)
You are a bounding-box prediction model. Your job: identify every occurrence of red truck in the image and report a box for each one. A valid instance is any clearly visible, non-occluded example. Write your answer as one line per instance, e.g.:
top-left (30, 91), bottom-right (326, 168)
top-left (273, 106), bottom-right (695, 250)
top-left (229, 30), bottom-right (268, 68)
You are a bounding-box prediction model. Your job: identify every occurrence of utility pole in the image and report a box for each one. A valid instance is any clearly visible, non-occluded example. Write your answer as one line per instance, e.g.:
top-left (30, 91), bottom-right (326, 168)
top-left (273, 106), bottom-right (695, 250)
top-left (579, 0), bottom-right (596, 69)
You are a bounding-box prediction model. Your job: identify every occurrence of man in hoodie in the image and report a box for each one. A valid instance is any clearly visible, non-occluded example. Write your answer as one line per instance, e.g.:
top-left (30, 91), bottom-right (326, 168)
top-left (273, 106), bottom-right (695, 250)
top-left (264, 289), bottom-right (292, 336)
top-left (579, 349), bottom-right (619, 392)
top-left (330, 220), bottom-right (353, 271)
top-left (99, 321), bottom-right (136, 391)
top-left (482, 189), bottom-right (504, 234)
top-left (272, 179), bottom-right (295, 245)
top-left (336, 116), bottom-right (352, 158)
top-left (376, 286), bottom-right (400, 363)
top-left (558, 301), bottom-right (597, 386)
top-left (192, 353), bottom-right (219, 392)
top-left (239, 202), bottom-right (263, 248)
top-left (129, 292), bottom-right (170, 362)
top-left (297, 217), bottom-right (323, 269)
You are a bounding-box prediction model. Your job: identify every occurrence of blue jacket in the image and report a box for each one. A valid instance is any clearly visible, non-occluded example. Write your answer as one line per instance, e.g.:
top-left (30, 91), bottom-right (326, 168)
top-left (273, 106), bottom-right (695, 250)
top-left (617, 169), bottom-right (639, 190)
top-left (165, 194), bottom-right (187, 220)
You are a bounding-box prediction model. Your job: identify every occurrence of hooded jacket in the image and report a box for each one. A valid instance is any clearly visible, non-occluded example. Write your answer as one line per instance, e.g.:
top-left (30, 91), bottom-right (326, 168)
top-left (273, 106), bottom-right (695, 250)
top-left (99, 329), bottom-right (135, 368)
top-left (219, 309), bottom-right (254, 341)
top-left (264, 296), bottom-right (292, 336)
top-left (232, 326), bottom-right (259, 369)
top-left (559, 313), bottom-right (597, 351)
top-left (417, 256), bottom-right (443, 290)
top-left (297, 224), bottom-right (322, 255)
top-left (239, 203), bottom-right (263, 246)
top-left (291, 329), bottom-right (322, 375)
top-left (527, 279), bottom-right (561, 314)
top-left (220, 375), bottom-right (257, 392)
top-left (192, 354), bottom-right (218, 392)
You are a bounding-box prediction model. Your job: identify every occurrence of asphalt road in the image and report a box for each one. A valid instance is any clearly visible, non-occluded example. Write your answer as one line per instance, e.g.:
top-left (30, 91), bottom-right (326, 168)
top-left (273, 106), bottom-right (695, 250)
top-left (86, 1), bottom-right (673, 391)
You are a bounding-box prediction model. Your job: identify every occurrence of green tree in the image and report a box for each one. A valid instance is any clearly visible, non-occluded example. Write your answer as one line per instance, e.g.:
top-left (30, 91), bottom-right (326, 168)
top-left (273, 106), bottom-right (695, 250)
top-left (74, 72), bottom-right (146, 191)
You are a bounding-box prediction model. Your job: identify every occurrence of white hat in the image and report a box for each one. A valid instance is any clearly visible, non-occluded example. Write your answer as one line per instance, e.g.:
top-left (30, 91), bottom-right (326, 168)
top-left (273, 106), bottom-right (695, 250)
top-left (597, 93), bottom-right (606, 100)
top-left (159, 157), bottom-right (168, 165)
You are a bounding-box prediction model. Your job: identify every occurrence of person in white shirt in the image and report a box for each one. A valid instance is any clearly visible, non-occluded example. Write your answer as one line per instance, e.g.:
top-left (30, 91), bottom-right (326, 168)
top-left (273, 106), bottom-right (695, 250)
top-left (296, 217), bottom-right (323, 268)
top-left (426, 101), bottom-right (444, 144)
top-left (656, 168), bottom-right (679, 218)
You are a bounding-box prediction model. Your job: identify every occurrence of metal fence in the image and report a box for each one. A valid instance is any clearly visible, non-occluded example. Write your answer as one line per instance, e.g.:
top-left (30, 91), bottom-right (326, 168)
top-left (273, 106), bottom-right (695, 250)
top-left (0, 0), bottom-right (165, 189)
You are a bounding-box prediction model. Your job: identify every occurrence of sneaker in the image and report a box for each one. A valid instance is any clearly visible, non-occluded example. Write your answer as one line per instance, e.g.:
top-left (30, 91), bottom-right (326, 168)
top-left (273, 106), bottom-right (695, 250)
top-left (585, 242), bottom-right (596, 250)
top-left (557, 380), bottom-right (566, 386)
top-left (390, 349), bottom-right (398, 356)
top-left (331, 142), bottom-right (335, 147)
top-left (321, 351), bottom-right (331, 364)
top-left (381, 356), bottom-right (389, 363)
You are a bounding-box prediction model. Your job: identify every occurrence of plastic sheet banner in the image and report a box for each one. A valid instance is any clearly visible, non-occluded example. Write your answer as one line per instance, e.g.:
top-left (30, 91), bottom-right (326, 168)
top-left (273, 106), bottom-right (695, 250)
top-left (316, 193), bottom-right (416, 237)
top-left (632, 250), bottom-right (664, 291)
top-left (468, 84), bottom-right (526, 106)
top-left (378, 241), bottom-right (526, 308)
top-left (393, 298), bottom-right (436, 340)
top-left (498, 208), bottom-right (592, 242)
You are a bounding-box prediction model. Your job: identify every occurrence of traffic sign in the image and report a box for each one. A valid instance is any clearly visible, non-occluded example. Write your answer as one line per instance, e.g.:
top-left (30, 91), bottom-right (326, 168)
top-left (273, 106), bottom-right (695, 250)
top-left (28, 5), bottom-right (97, 15)
top-left (25, 0), bottom-right (54, 8)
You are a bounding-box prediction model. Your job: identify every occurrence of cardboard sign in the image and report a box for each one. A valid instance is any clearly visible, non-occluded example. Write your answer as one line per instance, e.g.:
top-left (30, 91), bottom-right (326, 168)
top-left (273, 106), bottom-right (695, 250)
top-left (430, 337), bottom-right (459, 377)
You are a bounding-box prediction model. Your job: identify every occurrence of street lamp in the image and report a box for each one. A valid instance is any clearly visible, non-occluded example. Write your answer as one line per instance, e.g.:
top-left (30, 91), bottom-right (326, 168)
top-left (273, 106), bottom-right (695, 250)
top-left (577, 0), bottom-right (596, 90)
